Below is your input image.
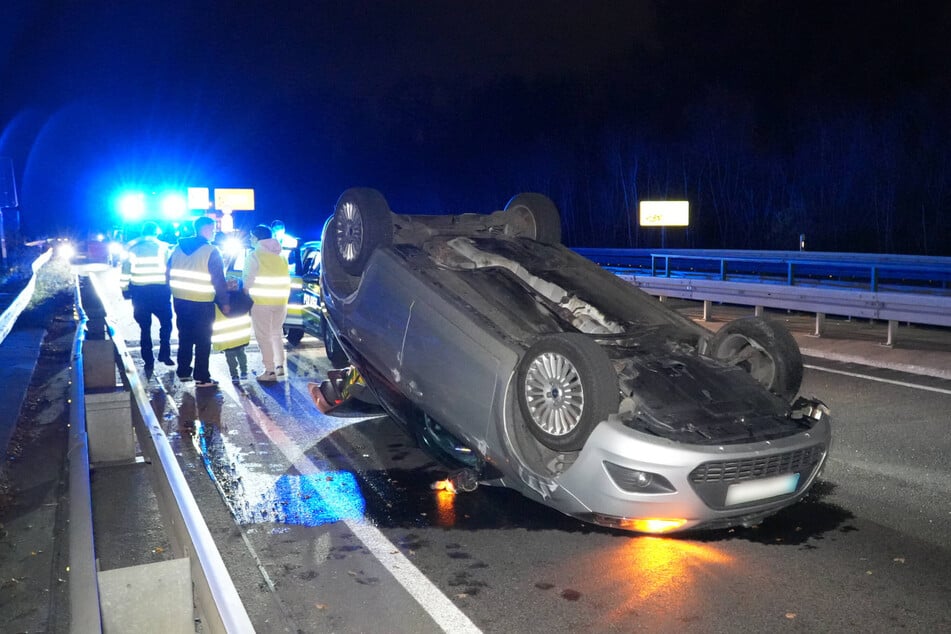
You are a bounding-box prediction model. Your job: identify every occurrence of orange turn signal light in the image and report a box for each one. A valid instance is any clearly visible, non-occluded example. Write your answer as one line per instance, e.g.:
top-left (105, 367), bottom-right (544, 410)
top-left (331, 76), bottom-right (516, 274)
top-left (622, 518), bottom-right (689, 534)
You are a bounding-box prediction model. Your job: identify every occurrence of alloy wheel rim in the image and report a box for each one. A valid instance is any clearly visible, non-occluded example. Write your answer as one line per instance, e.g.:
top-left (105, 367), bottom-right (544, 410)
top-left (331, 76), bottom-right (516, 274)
top-left (524, 351), bottom-right (584, 436)
top-left (335, 201), bottom-right (363, 263)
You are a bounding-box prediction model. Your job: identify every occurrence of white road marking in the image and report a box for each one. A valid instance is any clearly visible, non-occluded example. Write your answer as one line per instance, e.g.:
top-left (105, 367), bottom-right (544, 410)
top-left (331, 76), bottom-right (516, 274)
top-left (804, 364), bottom-right (951, 396)
top-left (239, 391), bottom-right (483, 634)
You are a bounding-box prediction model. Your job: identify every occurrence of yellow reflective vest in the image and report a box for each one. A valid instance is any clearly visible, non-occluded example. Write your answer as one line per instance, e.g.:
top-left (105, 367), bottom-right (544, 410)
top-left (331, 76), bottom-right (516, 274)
top-left (169, 244), bottom-right (216, 302)
top-left (212, 306), bottom-right (252, 351)
top-left (245, 249), bottom-right (291, 305)
top-left (120, 237), bottom-right (169, 291)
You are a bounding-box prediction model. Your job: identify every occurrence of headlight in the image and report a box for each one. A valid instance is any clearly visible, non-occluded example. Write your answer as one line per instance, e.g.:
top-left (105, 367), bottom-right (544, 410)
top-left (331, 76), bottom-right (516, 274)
top-left (55, 241), bottom-right (76, 260)
top-left (603, 461), bottom-right (677, 494)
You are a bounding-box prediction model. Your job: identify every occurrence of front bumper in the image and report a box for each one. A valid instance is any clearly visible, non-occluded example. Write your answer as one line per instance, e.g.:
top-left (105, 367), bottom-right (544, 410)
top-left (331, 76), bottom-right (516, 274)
top-left (550, 417), bottom-right (831, 532)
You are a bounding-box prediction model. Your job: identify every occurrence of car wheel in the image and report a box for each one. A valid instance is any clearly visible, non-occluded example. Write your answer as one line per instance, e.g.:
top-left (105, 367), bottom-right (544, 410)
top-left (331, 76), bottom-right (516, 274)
top-left (322, 317), bottom-right (350, 368)
top-left (503, 192), bottom-right (562, 245)
top-left (332, 188), bottom-right (394, 276)
top-left (707, 316), bottom-right (803, 402)
top-left (516, 333), bottom-right (618, 452)
top-left (286, 328), bottom-right (304, 346)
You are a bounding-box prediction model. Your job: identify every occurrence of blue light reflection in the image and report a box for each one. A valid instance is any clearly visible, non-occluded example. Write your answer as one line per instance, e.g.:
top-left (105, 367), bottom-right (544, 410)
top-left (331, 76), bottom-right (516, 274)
top-left (191, 420), bottom-right (365, 527)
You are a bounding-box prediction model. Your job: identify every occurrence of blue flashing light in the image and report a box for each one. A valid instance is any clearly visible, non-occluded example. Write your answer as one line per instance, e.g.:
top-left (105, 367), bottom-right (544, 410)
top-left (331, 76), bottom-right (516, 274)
top-left (160, 192), bottom-right (188, 220)
top-left (117, 191), bottom-right (146, 221)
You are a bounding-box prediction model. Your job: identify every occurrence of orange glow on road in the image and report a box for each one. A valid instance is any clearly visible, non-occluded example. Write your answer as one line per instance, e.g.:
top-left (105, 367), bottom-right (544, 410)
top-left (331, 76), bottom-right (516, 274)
top-left (559, 536), bottom-right (735, 628)
top-left (620, 537), bottom-right (733, 602)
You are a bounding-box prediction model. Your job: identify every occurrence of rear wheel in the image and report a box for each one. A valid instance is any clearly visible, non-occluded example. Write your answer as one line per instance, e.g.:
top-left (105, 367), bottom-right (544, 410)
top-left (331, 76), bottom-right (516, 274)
top-left (516, 333), bottom-right (618, 451)
top-left (708, 316), bottom-right (803, 402)
top-left (286, 327), bottom-right (304, 346)
top-left (503, 193), bottom-right (562, 244)
top-left (332, 188), bottom-right (393, 276)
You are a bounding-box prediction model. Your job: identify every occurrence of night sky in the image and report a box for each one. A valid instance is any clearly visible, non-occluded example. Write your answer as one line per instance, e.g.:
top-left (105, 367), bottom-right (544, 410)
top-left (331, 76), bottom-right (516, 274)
top-left (2, 1), bottom-right (950, 252)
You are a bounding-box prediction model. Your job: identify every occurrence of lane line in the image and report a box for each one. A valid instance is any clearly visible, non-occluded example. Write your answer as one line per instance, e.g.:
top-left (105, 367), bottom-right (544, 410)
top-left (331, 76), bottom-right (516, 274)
top-left (804, 363), bottom-right (951, 396)
top-left (238, 390), bottom-right (482, 634)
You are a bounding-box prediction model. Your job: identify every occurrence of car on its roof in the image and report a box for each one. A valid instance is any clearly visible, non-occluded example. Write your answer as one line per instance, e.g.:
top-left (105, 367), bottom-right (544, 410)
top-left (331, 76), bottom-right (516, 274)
top-left (319, 188), bottom-right (832, 534)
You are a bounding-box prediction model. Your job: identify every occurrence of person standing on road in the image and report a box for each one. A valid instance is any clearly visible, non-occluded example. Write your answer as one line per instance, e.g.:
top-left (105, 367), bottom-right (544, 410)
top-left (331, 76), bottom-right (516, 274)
top-left (120, 221), bottom-right (174, 376)
top-left (167, 216), bottom-right (230, 388)
top-left (243, 224), bottom-right (290, 382)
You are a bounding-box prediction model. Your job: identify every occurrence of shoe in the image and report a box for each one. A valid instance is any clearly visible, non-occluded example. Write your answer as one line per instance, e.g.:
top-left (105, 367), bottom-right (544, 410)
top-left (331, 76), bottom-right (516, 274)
top-left (231, 375), bottom-right (240, 384)
top-left (240, 372), bottom-right (248, 380)
top-left (144, 364), bottom-right (154, 379)
top-left (196, 379), bottom-right (219, 388)
top-left (276, 366), bottom-right (285, 377)
top-left (178, 375), bottom-right (193, 382)
top-left (256, 371), bottom-right (278, 382)
top-left (159, 356), bottom-right (175, 366)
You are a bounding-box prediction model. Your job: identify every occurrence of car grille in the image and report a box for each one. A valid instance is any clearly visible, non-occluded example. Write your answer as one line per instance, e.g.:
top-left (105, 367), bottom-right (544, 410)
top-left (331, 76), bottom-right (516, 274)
top-left (688, 444), bottom-right (826, 509)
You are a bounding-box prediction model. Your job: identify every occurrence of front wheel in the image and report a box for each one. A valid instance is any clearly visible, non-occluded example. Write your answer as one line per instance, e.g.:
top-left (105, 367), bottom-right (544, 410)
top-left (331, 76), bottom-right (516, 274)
top-left (707, 316), bottom-right (803, 402)
top-left (516, 333), bottom-right (618, 451)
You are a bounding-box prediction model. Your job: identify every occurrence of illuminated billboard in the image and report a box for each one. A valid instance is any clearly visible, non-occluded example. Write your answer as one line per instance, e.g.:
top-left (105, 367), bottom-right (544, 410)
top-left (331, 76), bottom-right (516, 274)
top-left (639, 200), bottom-right (689, 227)
top-left (187, 187), bottom-right (211, 211)
top-left (214, 188), bottom-right (255, 211)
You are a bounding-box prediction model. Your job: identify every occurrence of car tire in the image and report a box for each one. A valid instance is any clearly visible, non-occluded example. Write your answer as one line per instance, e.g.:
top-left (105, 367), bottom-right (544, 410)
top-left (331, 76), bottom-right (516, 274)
top-left (331, 188), bottom-right (394, 277)
top-left (286, 327), bottom-right (304, 346)
top-left (516, 333), bottom-right (618, 452)
top-left (322, 316), bottom-right (350, 368)
top-left (503, 193), bottom-right (562, 245)
top-left (707, 316), bottom-right (803, 402)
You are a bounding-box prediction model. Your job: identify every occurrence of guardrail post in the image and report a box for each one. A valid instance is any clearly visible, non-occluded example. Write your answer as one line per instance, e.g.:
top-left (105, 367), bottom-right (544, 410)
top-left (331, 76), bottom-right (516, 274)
top-left (884, 320), bottom-right (897, 347)
top-left (871, 266), bottom-right (878, 292)
top-left (787, 262), bottom-right (795, 286)
top-left (85, 387), bottom-right (136, 464)
top-left (702, 300), bottom-right (712, 321)
top-left (813, 312), bottom-right (826, 337)
top-left (720, 259), bottom-right (727, 281)
top-left (754, 305), bottom-right (764, 317)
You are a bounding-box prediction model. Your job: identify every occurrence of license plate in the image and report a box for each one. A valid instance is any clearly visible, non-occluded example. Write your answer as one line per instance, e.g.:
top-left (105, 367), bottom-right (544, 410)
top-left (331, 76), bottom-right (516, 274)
top-left (725, 473), bottom-right (800, 506)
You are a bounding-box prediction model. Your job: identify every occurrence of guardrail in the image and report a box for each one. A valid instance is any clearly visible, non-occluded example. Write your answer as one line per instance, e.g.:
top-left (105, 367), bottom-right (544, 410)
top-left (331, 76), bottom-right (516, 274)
top-left (573, 247), bottom-right (951, 346)
top-left (576, 248), bottom-right (951, 295)
top-left (76, 272), bottom-right (255, 633)
top-left (0, 248), bottom-right (52, 344)
top-left (67, 280), bottom-right (102, 633)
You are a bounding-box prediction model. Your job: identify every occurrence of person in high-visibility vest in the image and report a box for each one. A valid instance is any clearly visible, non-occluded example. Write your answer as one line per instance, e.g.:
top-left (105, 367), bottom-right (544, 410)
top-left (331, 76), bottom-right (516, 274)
top-left (212, 275), bottom-right (252, 382)
top-left (243, 224), bottom-right (291, 382)
top-left (167, 216), bottom-right (231, 388)
top-left (270, 219), bottom-right (304, 340)
top-left (120, 221), bottom-right (174, 376)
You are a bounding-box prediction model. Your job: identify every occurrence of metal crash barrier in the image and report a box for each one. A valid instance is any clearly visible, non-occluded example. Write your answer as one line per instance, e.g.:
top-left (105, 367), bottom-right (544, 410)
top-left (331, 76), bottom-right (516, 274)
top-left (70, 272), bottom-right (254, 633)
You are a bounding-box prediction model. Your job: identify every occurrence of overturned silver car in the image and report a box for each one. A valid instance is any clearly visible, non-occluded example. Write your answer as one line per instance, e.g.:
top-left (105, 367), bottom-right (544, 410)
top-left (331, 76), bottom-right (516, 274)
top-left (320, 188), bottom-right (831, 533)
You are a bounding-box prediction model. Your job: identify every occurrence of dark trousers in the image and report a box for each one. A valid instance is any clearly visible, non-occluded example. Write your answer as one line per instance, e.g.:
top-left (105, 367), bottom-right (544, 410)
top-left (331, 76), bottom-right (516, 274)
top-left (173, 298), bottom-right (215, 382)
top-left (131, 285), bottom-right (173, 367)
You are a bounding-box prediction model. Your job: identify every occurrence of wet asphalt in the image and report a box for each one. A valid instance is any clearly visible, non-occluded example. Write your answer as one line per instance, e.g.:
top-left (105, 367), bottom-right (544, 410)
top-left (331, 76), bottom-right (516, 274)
top-left (2, 265), bottom-right (951, 632)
